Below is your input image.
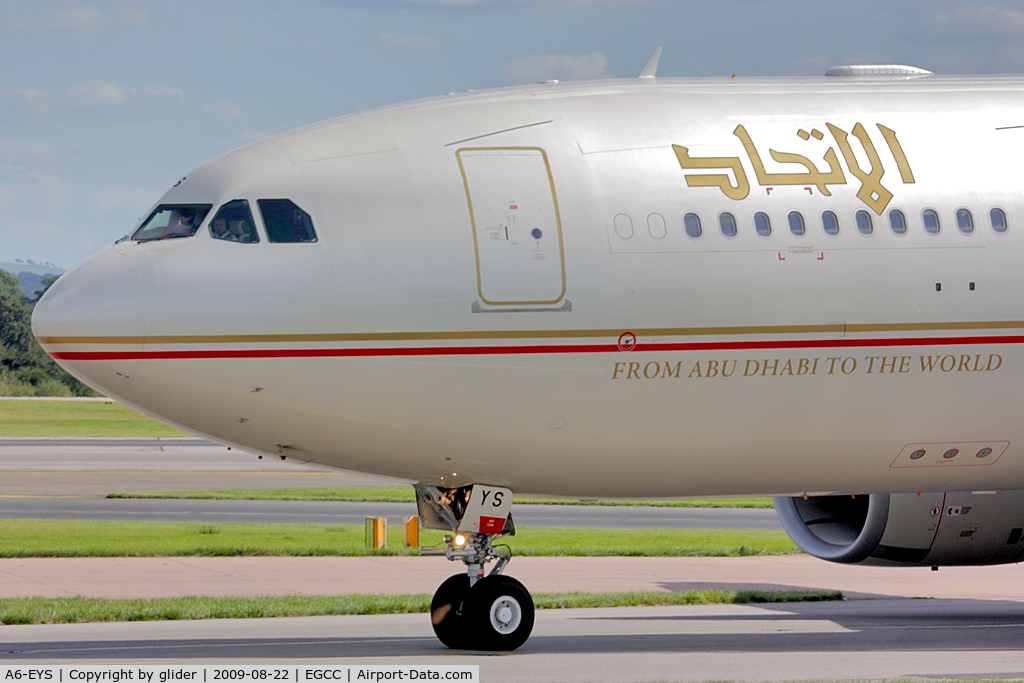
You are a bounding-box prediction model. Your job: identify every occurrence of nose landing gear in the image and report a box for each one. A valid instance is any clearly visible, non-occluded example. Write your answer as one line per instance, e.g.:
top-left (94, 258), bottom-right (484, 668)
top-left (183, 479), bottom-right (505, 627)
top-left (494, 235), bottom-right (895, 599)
top-left (416, 483), bottom-right (535, 651)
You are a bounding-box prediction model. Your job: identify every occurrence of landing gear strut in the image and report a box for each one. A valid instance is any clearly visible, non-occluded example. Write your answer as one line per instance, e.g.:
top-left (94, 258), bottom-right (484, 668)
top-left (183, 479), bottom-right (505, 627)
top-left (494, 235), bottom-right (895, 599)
top-left (416, 483), bottom-right (535, 651)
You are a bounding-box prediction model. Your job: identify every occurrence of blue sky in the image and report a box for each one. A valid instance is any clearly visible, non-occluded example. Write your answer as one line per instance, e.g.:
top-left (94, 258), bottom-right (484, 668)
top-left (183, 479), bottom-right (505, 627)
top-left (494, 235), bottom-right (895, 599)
top-left (3, 0), bottom-right (1024, 270)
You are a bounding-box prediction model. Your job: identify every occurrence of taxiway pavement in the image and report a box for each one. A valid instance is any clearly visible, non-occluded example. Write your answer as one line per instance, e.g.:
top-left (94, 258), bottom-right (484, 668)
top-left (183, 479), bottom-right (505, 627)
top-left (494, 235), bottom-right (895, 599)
top-left (1, 599), bottom-right (1023, 681)
top-left (3, 437), bottom-right (1022, 679)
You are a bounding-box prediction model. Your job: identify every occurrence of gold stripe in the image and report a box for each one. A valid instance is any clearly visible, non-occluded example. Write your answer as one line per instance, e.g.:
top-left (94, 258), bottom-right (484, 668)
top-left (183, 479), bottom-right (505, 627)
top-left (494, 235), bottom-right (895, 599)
top-left (35, 320), bottom-right (1024, 346)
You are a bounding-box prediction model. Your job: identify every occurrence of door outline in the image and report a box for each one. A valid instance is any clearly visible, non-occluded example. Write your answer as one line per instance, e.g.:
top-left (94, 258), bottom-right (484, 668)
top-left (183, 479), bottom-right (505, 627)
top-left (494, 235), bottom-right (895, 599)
top-left (456, 146), bottom-right (567, 306)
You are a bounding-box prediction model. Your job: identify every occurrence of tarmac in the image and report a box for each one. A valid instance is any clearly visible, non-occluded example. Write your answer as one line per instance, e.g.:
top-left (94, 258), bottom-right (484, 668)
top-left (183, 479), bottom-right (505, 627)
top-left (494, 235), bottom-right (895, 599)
top-left (1, 554), bottom-right (1022, 600)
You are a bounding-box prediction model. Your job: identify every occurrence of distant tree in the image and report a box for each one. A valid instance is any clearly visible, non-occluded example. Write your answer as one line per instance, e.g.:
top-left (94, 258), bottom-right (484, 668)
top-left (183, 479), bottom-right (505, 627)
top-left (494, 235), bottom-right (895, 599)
top-left (0, 270), bottom-right (34, 364)
top-left (34, 273), bottom-right (60, 302)
top-left (0, 270), bottom-right (95, 396)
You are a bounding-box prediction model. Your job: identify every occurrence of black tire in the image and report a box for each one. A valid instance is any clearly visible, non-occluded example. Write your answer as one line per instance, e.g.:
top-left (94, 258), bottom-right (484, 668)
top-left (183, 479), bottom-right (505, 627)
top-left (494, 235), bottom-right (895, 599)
top-left (462, 575), bottom-right (535, 651)
top-left (430, 574), bottom-right (470, 649)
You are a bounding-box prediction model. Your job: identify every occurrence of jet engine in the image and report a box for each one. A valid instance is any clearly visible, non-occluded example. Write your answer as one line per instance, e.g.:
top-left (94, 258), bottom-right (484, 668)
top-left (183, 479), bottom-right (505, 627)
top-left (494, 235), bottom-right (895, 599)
top-left (773, 490), bottom-right (1024, 566)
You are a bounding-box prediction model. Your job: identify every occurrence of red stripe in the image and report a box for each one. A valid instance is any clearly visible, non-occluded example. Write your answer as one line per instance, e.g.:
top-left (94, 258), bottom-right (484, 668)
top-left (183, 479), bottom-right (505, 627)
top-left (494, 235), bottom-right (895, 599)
top-left (49, 335), bottom-right (1024, 361)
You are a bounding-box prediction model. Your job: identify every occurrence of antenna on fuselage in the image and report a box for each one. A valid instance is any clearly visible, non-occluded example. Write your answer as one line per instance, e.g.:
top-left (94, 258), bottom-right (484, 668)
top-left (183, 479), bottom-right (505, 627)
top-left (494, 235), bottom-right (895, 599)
top-left (638, 46), bottom-right (662, 79)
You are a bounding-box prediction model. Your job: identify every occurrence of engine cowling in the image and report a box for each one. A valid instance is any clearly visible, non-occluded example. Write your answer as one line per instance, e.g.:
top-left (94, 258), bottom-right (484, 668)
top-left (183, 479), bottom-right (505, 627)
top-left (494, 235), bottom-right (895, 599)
top-left (774, 490), bottom-right (1024, 566)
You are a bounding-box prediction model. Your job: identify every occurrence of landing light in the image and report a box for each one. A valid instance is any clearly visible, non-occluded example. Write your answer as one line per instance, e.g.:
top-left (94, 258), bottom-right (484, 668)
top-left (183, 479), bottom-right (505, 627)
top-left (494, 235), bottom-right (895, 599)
top-left (455, 534), bottom-right (466, 546)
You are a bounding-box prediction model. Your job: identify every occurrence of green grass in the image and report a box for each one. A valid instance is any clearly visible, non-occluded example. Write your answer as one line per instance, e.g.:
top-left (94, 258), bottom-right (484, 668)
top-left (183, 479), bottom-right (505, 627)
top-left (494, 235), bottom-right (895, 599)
top-left (108, 487), bottom-right (774, 508)
top-left (0, 520), bottom-right (800, 557)
top-left (0, 589), bottom-right (842, 624)
top-left (0, 399), bottom-right (190, 438)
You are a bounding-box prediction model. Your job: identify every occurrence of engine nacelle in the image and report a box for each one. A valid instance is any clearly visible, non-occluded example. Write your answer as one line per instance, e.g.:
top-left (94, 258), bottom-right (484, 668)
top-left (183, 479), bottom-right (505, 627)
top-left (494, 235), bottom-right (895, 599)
top-left (774, 491), bottom-right (1024, 566)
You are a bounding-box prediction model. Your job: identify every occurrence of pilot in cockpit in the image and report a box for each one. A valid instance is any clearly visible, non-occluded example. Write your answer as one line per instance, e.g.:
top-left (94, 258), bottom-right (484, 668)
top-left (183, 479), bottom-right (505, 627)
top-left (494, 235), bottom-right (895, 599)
top-left (167, 210), bottom-right (198, 237)
top-left (211, 217), bottom-right (241, 241)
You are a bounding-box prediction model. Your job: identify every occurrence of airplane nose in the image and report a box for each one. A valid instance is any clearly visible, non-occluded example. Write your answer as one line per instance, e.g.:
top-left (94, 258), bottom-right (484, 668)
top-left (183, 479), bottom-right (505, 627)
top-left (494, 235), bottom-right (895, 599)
top-left (32, 247), bottom-right (146, 398)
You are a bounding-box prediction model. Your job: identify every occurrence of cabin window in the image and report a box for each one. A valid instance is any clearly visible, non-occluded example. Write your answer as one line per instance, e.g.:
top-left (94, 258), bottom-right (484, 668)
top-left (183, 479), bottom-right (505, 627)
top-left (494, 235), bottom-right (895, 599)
top-left (990, 208), bottom-right (1007, 234)
top-left (855, 210), bottom-right (873, 236)
top-left (956, 208), bottom-right (975, 235)
top-left (753, 212), bottom-right (771, 237)
top-left (647, 213), bottom-right (667, 239)
top-left (719, 212), bottom-right (737, 238)
top-left (613, 213), bottom-right (634, 239)
top-left (821, 210), bottom-right (840, 237)
top-left (922, 209), bottom-right (940, 235)
top-left (132, 204), bottom-right (212, 242)
top-left (889, 209), bottom-right (907, 235)
top-left (683, 213), bottom-right (702, 239)
top-left (258, 199), bottom-right (318, 243)
top-left (787, 211), bottom-right (805, 237)
top-left (209, 200), bottom-right (259, 243)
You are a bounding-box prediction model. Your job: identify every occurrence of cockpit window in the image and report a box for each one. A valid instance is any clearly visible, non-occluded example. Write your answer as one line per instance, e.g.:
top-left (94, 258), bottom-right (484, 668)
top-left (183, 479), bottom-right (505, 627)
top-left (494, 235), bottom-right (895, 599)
top-left (210, 200), bottom-right (259, 243)
top-left (132, 204), bottom-right (213, 242)
top-left (258, 199), bottom-right (317, 243)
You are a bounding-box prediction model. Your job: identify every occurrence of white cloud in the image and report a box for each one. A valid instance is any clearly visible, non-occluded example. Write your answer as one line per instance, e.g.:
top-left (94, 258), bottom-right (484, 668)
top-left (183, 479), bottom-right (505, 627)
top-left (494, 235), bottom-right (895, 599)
top-left (66, 80), bottom-right (183, 107)
top-left (141, 85), bottom-right (184, 98)
top-left (379, 31), bottom-right (442, 52)
top-left (201, 100), bottom-right (247, 120)
top-left (52, 7), bottom-right (106, 33)
top-left (5, 7), bottom-right (106, 34)
top-left (0, 167), bottom-right (73, 206)
top-left (0, 87), bottom-right (50, 114)
top-left (118, 7), bottom-right (152, 27)
top-left (93, 185), bottom-right (162, 213)
top-left (19, 88), bottom-right (45, 104)
top-left (0, 139), bottom-right (53, 161)
top-left (68, 79), bottom-right (125, 106)
top-left (503, 52), bottom-right (610, 84)
top-left (952, 5), bottom-right (1024, 36)
top-left (5, 219), bottom-right (66, 241)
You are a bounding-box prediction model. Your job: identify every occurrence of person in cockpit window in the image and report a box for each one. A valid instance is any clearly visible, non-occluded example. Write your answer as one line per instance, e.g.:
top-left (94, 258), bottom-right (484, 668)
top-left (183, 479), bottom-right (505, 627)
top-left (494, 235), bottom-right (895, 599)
top-left (168, 210), bottom-right (197, 237)
top-left (211, 217), bottom-right (241, 241)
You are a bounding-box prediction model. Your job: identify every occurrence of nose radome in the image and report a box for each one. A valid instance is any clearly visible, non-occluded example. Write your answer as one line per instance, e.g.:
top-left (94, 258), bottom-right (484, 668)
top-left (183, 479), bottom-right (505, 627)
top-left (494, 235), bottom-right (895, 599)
top-left (33, 247), bottom-right (146, 398)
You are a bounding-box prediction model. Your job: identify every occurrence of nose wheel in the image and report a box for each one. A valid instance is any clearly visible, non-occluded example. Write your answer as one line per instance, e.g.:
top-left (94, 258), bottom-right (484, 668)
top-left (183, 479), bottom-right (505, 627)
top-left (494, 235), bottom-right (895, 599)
top-left (430, 574), bottom-right (470, 648)
top-left (430, 573), bottom-right (535, 651)
top-left (417, 483), bottom-right (535, 650)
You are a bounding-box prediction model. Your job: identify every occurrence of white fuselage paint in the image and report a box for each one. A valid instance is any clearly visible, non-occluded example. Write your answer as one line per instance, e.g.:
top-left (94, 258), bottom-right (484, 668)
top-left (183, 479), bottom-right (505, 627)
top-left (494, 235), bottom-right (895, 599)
top-left (32, 75), bottom-right (1024, 498)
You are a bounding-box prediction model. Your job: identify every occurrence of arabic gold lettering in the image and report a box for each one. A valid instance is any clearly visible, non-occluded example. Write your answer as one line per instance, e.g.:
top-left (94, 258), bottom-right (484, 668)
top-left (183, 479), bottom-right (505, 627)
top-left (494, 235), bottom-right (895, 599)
top-left (877, 124), bottom-right (916, 184)
top-left (672, 144), bottom-right (750, 200)
top-left (797, 129), bottom-right (811, 140)
top-left (811, 129), bottom-right (824, 140)
top-left (826, 122), bottom-right (892, 214)
top-left (734, 125), bottom-right (846, 196)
